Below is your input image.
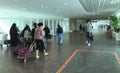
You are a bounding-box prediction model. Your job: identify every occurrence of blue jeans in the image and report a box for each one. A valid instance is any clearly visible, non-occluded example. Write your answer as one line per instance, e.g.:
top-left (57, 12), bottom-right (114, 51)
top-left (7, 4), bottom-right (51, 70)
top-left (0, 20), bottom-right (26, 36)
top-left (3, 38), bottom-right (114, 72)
top-left (86, 32), bottom-right (92, 43)
top-left (57, 33), bottom-right (63, 44)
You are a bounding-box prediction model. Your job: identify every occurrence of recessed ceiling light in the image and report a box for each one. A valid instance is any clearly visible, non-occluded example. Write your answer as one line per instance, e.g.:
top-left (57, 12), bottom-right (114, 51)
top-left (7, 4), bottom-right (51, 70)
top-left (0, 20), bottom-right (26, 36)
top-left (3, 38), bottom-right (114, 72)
top-left (41, 5), bottom-right (44, 8)
top-left (13, 0), bottom-right (18, 2)
top-left (64, 3), bottom-right (68, 5)
top-left (22, 8), bottom-right (26, 10)
top-left (45, 6), bottom-right (48, 8)
top-left (41, 5), bottom-right (48, 9)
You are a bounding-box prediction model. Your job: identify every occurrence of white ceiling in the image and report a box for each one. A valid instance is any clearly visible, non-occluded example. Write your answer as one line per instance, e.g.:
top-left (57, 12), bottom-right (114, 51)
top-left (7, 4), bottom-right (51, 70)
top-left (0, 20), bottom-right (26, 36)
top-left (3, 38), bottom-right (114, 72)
top-left (0, 0), bottom-right (120, 19)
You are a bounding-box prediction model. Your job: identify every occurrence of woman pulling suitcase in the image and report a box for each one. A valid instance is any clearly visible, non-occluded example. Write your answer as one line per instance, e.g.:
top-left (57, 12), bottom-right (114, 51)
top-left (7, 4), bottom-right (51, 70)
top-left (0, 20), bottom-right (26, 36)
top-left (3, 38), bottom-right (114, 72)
top-left (34, 22), bottom-right (48, 58)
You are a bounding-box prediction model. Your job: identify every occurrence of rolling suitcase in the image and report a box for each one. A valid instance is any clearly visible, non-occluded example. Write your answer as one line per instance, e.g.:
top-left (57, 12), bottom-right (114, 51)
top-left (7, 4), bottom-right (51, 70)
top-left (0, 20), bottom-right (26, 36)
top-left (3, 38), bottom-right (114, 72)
top-left (17, 42), bottom-right (35, 63)
top-left (14, 45), bottom-right (22, 56)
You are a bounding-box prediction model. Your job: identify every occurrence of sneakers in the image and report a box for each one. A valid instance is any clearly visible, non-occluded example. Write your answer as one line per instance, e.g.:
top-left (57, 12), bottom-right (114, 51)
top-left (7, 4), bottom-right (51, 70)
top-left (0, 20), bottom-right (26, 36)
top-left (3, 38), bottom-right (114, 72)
top-left (88, 43), bottom-right (91, 46)
top-left (36, 55), bottom-right (40, 59)
top-left (36, 50), bottom-right (40, 59)
top-left (85, 41), bottom-right (91, 46)
top-left (36, 53), bottom-right (48, 58)
top-left (44, 52), bottom-right (49, 56)
top-left (43, 50), bottom-right (49, 56)
top-left (24, 59), bottom-right (27, 63)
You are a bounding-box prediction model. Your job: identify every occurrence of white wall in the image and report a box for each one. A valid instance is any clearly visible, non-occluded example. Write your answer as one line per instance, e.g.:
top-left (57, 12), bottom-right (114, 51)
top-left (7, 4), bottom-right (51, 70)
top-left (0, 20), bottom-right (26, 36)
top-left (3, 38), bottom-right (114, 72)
top-left (69, 19), bottom-right (111, 32)
top-left (91, 20), bottom-right (110, 30)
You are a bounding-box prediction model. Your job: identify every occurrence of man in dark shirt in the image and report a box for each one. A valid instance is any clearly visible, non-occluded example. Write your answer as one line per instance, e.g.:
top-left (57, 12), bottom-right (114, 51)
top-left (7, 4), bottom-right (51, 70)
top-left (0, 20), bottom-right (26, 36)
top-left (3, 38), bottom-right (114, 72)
top-left (56, 24), bottom-right (63, 44)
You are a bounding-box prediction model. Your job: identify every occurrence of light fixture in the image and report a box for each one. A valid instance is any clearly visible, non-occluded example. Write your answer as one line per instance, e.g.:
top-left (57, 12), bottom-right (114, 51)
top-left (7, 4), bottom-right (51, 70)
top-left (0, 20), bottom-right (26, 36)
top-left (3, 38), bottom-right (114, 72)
top-left (79, 0), bottom-right (120, 13)
top-left (13, 0), bottom-right (18, 2)
top-left (22, 8), bottom-right (26, 10)
top-left (64, 3), bottom-right (68, 5)
top-left (41, 5), bottom-right (48, 9)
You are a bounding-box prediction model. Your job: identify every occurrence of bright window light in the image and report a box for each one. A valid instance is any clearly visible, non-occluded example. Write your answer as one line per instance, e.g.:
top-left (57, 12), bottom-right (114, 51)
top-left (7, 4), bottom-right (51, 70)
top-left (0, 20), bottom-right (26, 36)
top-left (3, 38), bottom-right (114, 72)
top-left (0, 20), bottom-right (10, 39)
top-left (111, 0), bottom-right (120, 3)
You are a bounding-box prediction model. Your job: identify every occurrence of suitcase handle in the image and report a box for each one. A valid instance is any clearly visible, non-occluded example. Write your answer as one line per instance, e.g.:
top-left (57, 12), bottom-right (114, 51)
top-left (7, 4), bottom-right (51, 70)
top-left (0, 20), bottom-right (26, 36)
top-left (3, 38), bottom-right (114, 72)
top-left (29, 41), bottom-right (35, 50)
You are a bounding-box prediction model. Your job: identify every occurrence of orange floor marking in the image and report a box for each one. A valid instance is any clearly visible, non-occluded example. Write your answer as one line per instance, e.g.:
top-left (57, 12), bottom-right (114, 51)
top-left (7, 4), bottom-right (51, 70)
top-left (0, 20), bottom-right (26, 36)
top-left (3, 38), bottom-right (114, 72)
top-left (56, 49), bottom-right (120, 73)
top-left (79, 50), bottom-right (113, 54)
top-left (113, 52), bottom-right (120, 64)
top-left (56, 50), bottom-right (78, 73)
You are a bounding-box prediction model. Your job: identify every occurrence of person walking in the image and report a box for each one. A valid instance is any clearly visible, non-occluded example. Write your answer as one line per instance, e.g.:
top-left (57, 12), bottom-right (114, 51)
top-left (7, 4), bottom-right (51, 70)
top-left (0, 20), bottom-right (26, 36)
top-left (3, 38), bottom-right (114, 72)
top-left (32, 23), bottom-right (37, 42)
top-left (9, 23), bottom-right (19, 46)
top-left (23, 25), bottom-right (32, 48)
top-left (56, 24), bottom-right (63, 44)
top-left (79, 24), bottom-right (83, 32)
top-left (43, 25), bottom-right (51, 41)
top-left (34, 23), bottom-right (48, 58)
top-left (31, 23), bottom-right (37, 51)
top-left (85, 20), bottom-right (93, 46)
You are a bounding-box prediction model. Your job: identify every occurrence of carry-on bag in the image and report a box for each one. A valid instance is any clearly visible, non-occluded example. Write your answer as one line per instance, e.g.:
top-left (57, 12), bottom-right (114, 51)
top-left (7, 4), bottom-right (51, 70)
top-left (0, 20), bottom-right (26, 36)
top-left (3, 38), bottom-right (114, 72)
top-left (14, 45), bottom-right (22, 56)
top-left (17, 41), bottom-right (35, 62)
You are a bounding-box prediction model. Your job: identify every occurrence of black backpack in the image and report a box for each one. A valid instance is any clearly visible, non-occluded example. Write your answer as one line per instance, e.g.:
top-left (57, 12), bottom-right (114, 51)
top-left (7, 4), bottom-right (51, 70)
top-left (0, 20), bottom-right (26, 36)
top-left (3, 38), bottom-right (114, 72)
top-left (57, 27), bottom-right (63, 33)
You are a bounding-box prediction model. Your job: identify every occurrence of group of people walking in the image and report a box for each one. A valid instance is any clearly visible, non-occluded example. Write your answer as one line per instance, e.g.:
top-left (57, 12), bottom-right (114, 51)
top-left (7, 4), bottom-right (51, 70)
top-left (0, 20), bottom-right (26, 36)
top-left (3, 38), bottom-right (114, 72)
top-left (9, 22), bottom-right (64, 58)
top-left (9, 19), bottom-right (93, 59)
top-left (10, 23), bottom-right (48, 58)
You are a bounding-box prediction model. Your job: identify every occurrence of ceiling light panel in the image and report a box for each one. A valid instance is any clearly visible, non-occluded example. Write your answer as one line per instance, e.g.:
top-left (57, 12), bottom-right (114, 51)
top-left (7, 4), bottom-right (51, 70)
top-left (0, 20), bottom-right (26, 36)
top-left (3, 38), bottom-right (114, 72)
top-left (79, 0), bottom-right (120, 13)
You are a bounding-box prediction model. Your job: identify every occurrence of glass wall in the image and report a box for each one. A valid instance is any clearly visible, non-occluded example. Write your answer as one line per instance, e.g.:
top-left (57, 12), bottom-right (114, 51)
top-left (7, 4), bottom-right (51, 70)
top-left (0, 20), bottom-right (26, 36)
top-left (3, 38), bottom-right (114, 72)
top-left (0, 16), bottom-right (70, 40)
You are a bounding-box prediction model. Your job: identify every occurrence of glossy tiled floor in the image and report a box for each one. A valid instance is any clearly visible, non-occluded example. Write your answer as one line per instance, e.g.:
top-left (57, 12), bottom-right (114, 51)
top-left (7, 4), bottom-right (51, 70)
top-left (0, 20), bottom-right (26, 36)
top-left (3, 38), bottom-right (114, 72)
top-left (0, 29), bottom-right (120, 73)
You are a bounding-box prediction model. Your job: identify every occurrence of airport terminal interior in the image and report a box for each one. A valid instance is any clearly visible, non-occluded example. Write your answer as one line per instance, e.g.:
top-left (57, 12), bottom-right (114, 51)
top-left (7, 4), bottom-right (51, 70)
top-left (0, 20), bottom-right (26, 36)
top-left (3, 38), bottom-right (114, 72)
top-left (0, 0), bottom-right (120, 73)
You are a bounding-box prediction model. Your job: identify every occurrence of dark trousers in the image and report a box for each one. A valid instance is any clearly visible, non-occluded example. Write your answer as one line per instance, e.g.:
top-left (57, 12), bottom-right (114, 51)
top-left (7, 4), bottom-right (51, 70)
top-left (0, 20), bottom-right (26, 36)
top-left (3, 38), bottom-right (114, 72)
top-left (25, 38), bottom-right (31, 48)
top-left (10, 36), bottom-right (19, 46)
top-left (86, 32), bottom-right (93, 43)
top-left (35, 39), bottom-right (45, 52)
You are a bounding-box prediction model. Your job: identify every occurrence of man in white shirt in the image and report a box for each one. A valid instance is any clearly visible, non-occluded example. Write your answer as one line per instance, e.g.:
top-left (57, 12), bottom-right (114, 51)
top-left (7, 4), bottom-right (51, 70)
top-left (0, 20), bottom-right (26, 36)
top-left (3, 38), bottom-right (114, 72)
top-left (85, 20), bottom-right (93, 46)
